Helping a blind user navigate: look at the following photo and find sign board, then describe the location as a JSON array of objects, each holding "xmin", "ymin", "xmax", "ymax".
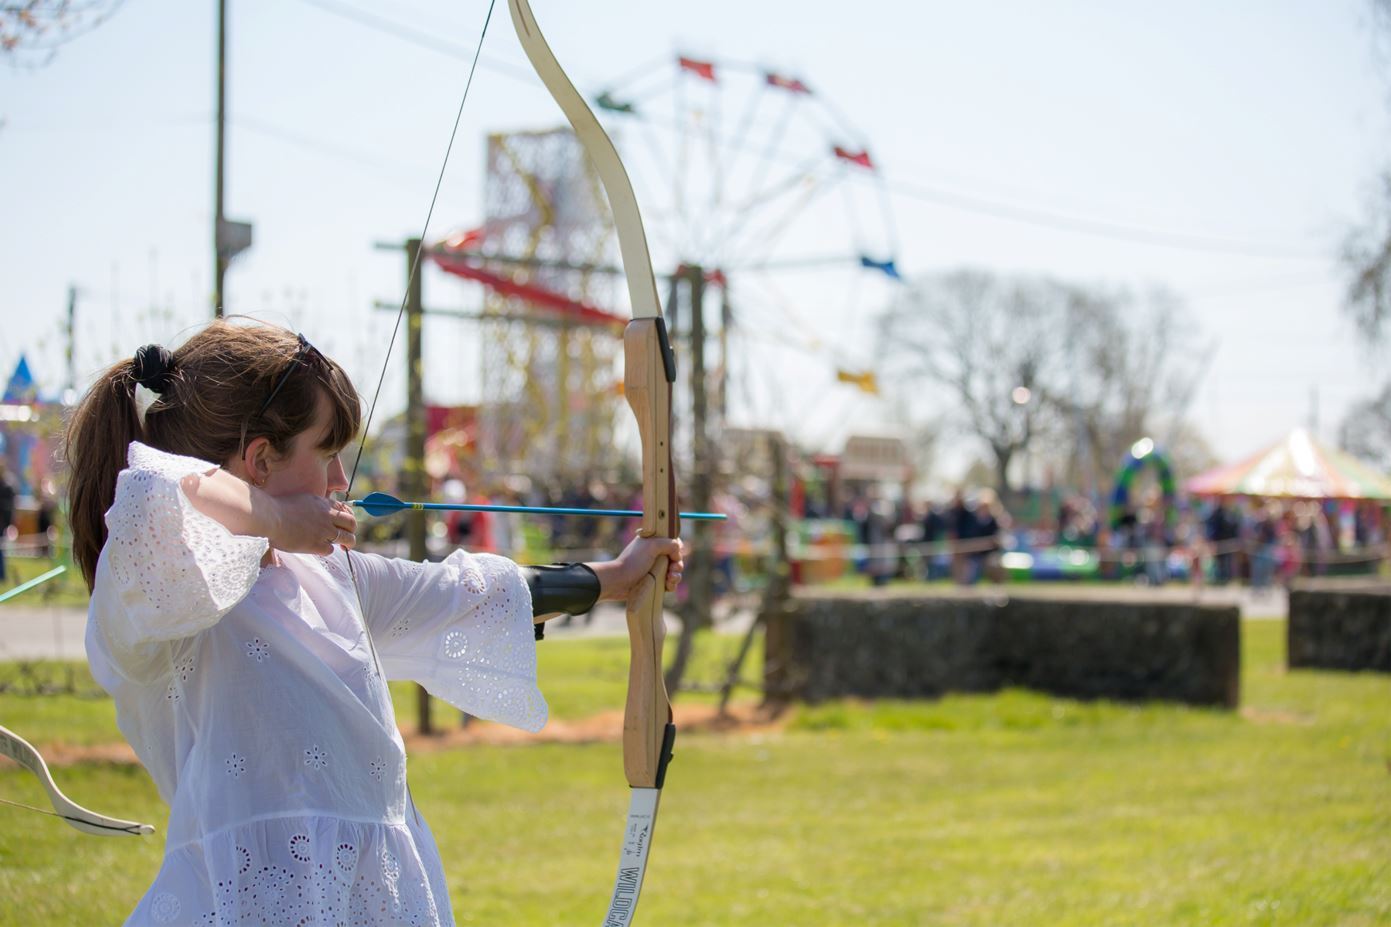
[{"xmin": 217, "ymin": 218, "xmax": 254, "ymax": 262}]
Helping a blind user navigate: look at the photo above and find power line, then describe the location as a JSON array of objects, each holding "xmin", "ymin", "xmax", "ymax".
[
  {"xmin": 293, "ymin": 0, "xmax": 1333, "ymax": 263},
  {"xmin": 294, "ymin": 0, "xmax": 534, "ymax": 84},
  {"xmin": 884, "ymin": 177, "xmax": 1327, "ymax": 261}
]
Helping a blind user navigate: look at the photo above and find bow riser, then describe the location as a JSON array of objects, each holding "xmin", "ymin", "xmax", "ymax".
[{"xmin": 622, "ymin": 319, "xmax": 677, "ymax": 789}]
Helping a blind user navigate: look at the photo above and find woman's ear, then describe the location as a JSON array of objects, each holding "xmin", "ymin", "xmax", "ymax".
[{"xmin": 238, "ymin": 436, "xmax": 274, "ymax": 488}]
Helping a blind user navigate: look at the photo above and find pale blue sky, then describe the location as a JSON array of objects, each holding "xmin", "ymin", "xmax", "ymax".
[{"xmin": 1, "ymin": 0, "xmax": 1387, "ymax": 479}]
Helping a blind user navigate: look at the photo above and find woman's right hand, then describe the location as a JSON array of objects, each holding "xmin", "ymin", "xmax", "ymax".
[
  {"xmin": 181, "ymin": 468, "xmax": 357, "ymax": 556},
  {"xmin": 266, "ymin": 494, "xmax": 358, "ymax": 556}
]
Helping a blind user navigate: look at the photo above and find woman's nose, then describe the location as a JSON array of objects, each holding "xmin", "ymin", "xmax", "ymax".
[{"xmin": 328, "ymin": 455, "xmax": 349, "ymax": 493}]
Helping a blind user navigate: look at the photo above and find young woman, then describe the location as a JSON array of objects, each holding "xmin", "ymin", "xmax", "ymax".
[{"xmin": 67, "ymin": 320, "xmax": 682, "ymax": 926}]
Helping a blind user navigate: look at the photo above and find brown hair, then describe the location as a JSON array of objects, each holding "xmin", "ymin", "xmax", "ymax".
[{"xmin": 65, "ymin": 320, "xmax": 361, "ymax": 590}]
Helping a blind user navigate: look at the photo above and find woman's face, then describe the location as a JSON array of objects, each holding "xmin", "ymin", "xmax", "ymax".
[{"xmin": 260, "ymin": 391, "xmax": 349, "ymax": 499}]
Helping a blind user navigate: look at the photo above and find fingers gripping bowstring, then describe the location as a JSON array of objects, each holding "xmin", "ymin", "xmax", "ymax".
[{"xmin": 343, "ymin": 0, "xmax": 498, "ymax": 668}]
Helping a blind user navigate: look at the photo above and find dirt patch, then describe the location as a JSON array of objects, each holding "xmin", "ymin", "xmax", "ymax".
[
  {"xmin": 0, "ymin": 740, "xmax": 140, "ymax": 768},
  {"xmin": 1239, "ymin": 706, "xmax": 1314, "ymax": 726},
  {"xmin": 0, "ymin": 704, "xmax": 788, "ymax": 768},
  {"xmin": 403, "ymin": 701, "xmax": 788, "ymax": 751}
]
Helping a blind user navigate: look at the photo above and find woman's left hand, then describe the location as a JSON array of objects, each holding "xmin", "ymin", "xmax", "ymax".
[{"xmin": 591, "ymin": 534, "xmax": 686, "ymax": 602}]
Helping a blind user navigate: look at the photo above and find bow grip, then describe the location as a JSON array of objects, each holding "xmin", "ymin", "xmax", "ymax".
[{"xmin": 622, "ymin": 318, "xmax": 677, "ymax": 789}]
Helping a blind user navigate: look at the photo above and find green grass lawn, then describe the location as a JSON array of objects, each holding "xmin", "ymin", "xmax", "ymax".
[{"xmin": 1, "ymin": 621, "xmax": 1386, "ymax": 926}]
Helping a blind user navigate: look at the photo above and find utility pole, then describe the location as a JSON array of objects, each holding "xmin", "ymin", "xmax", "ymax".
[
  {"xmin": 403, "ymin": 238, "xmax": 433, "ymax": 734},
  {"xmin": 665, "ymin": 263, "xmax": 715, "ymax": 695},
  {"xmin": 65, "ymin": 286, "xmax": 77, "ymax": 401},
  {"xmin": 211, "ymin": 0, "xmax": 251, "ymax": 316},
  {"xmin": 688, "ymin": 263, "xmax": 713, "ymax": 618},
  {"xmin": 759, "ymin": 432, "xmax": 792, "ymax": 707},
  {"xmin": 718, "ymin": 284, "xmax": 730, "ymax": 429},
  {"xmin": 213, "ymin": 0, "xmax": 227, "ymax": 317}
]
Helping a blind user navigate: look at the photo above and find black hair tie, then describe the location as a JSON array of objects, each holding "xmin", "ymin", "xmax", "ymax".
[{"xmin": 133, "ymin": 344, "xmax": 176, "ymax": 394}]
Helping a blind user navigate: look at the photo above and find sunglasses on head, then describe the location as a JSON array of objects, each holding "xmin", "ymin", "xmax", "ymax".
[{"xmin": 255, "ymin": 334, "xmax": 323, "ymax": 422}]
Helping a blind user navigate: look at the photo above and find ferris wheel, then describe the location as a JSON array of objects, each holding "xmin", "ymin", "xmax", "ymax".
[
  {"xmin": 590, "ymin": 52, "xmax": 904, "ymax": 444},
  {"xmin": 426, "ymin": 53, "xmax": 903, "ymax": 479}
]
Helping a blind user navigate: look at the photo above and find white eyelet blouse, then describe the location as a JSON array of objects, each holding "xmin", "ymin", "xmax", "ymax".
[{"xmin": 86, "ymin": 442, "xmax": 547, "ymax": 926}]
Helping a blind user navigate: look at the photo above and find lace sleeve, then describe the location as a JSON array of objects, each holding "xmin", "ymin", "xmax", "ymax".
[
  {"xmin": 345, "ymin": 548, "xmax": 546, "ymax": 732},
  {"xmin": 99, "ymin": 441, "xmax": 267, "ymax": 650}
]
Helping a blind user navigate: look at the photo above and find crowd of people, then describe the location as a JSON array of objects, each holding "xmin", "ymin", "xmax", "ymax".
[
  {"xmin": 1189, "ymin": 497, "xmax": 1386, "ymax": 589},
  {"xmin": 833, "ymin": 486, "xmax": 1389, "ymax": 590},
  {"xmin": 838, "ymin": 489, "xmax": 1010, "ymax": 586},
  {"xmin": 2, "ymin": 450, "xmax": 1388, "ymax": 597}
]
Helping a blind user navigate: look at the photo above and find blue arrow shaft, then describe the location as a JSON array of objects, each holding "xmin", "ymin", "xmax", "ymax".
[{"xmin": 352, "ymin": 499, "xmax": 726, "ymax": 520}]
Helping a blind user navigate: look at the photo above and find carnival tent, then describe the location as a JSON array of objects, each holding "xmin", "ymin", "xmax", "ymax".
[{"xmin": 1184, "ymin": 429, "xmax": 1391, "ymax": 500}]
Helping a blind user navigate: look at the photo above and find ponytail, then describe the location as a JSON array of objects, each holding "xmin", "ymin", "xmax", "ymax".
[
  {"xmin": 65, "ymin": 360, "xmax": 145, "ymax": 591},
  {"xmin": 63, "ymin": 320, "xmax": 361, "ymax": 592}
]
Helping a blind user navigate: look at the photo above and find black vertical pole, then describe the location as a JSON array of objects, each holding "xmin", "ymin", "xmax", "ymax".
[{"xmin": 213, "ymin": 0, "xmax": 228, "ymax": 317}]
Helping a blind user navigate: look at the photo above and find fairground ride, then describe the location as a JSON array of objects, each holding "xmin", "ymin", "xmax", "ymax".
[{"xmin": 426, "ymin": 53, "xmax": 903, "ymax": 481}]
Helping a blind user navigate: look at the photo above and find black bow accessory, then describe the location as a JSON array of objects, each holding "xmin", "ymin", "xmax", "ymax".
[{"xmin": 132, "ymin": 345, "xmax": 176, "ymax": 394}]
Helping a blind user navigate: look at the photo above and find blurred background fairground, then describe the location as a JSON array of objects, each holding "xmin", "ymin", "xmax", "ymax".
[{"xmin": 0, "ymin": 1, "xmax": 1388, "ymax": 924}]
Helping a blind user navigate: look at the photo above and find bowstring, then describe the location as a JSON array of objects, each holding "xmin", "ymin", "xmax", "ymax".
[
  {"xmin": 349, "ymin": 0, "xmax": 497, "ymax": 490},
  {"xmin": 0, "ymin": 797, "xmax": 144, "ymax": 835},
  {"xmin": 342, "ymin": 0, "xmax": 498, "ymax": 680}
]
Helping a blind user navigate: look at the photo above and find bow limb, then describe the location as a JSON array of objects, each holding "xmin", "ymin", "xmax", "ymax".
[
  {"xmin": 508, "ymin": 2, "xmax": 676, "ymax": 923},
  {"xmin": 0, "ymin": 724, "xmax": 154, "ymax": 836},
  {"xmin": 0, "ymin": 567, "xmax": 151, "ymax": 836}
]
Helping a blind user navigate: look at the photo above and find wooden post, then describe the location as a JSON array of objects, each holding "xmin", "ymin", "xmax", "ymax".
[
  {"xmin": 404, "ymin": 237, "xmax": 433, "ymax": 735},
  {"xmin": 688, "ymin": 263, "xmax": 713, "ymax": 626},
  {"xmin": 664, "ymin": 264, "xmax": 713, "ymax": 695},
  {"xmin": 761, "ymin": 433, "xmax": 793, "ymax": 705}
]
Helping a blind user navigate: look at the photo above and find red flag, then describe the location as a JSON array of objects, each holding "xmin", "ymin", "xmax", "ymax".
[
  {"xmin": 439, "ymin": 227, "xmax": 487, "ymax": 250},
  {"xmin": 832, "ymin": 145, "xmax": 875, "ymax": 170},
  {"xmin": 678, "ymin": 56, "xmax": 717, "ymax": 82},
  {"xmin": 765, "ymin": 72, "xmax": 810, "ymax": 94}
]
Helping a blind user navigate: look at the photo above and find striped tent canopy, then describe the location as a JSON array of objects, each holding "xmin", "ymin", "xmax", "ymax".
[{"xmin": 1184, "ymin": 429, "xmax": 1391, "ymax": 501}]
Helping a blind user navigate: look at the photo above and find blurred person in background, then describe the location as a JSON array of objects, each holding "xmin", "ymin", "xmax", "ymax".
[
  {"xmin": 0, "ymin": 459, "xmax": 14, "ymax": 583},
  {"xmin": 1250, "ymin": 504, "xmax": 1280, "ymax": 593},
  {"xmin": 921, "ymin": 498, "xmax": 949, "ymax": 580},
  {"xmin": 975, "ymin": 489, "xmax": 1008, "ymax": 584}
]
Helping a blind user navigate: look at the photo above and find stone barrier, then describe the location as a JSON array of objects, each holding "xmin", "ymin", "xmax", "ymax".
[
  {"xmin": 1287, "ymin": 579, "xmax": 1391, "ymax": 673},
  {"xmin": 766, "ymin": 588, "xmax": 1240, "ymax": 708}
]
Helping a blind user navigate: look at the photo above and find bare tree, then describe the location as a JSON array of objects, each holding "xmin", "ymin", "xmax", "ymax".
[
  {"xmin": 1339, "ymin": 382, "xmax": 1391, "ymax": 469},
  {"xmin": 1339, "ymin": 0, "xmax": 1391, "ymax": 346},
  {"xmin": 1, "ymin": 1, "xmax": 125, "ymax": 67},
  {"xmin": 1055, "ymin": 285, "xmax": 1212, "ymax": 490},
  {"xmin": 877, "ymin": 270, "xmax": 1071, "ymax": 493},
  {"xmin": 879, "ymin": 271, "xmax": 1210, "ymax": 493},
  {"xmin": 1341, "ymin": 170, "xmax": 1391, "ymax": 347}
]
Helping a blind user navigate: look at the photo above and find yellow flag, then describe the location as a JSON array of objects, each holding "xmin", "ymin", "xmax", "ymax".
[{"xmin": 836, "ymin": 368, "xmax": 879, "ymax": 395}]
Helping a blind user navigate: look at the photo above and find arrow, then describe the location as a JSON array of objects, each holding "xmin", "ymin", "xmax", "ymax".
[{"xmin": 351, "ymin": 492, "xmax": 726, "ymax": 521}]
